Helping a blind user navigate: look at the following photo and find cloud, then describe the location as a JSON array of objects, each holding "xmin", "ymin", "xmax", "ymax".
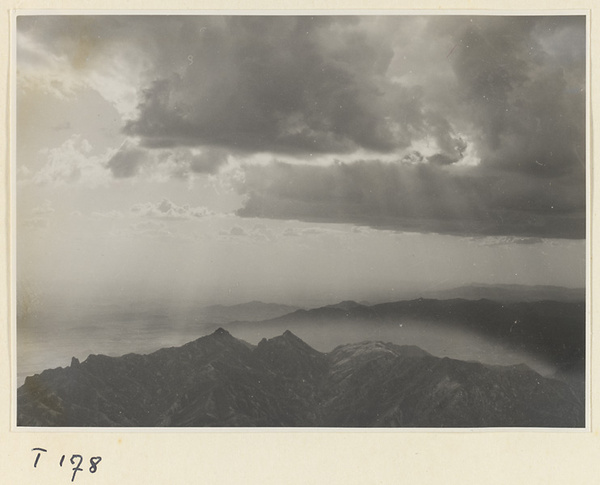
[
  {"xmin": 19, "ymin": 17, "xmax": 585, "ymax": 172},
  {"xmin": 429, "ymin": 16, "xmax": 586, "ymax": 179},
  {"xmin": 86, "ymin": 199, "xmax": 212, "ymax": 222},
  {"xmin": 130, "ymin": 198, "xmax": 212, "ymax": 220},
  {"xmin": 155, "ymin": 147, "xmax": 229, "ymax": 179},
  {"xmin": 217, "ymin": 223, "xmax": 279, "ymax": 242},
  {"xmin": 477, "ymin": 236, "xmax": 546, "ymax": 246},
  {"xmin": 115, "ymin": 17, "xmax": 583, "ymax": 174},
  {"xmin": 106, "ymin": 140, "xmax": 146, "ymax": 178},
  {"xmin": 91, "ymin": 210, "xmax": 126, "ymax": 219},
  {"xmin": 17, "ymin": 16, "xmax": 150, "ymax": 116},
  {"xmin": 18, "ymin": 16, "xmax": 586, "ymax": 239},
  {"xmin": 130, "ymin": 220, "xmax": 174, "ymax": 239},
  {"xmin": 229, "ymin": 226, "xmax": 247, "ymax": 237},
  {"xmin": 236, "ymin": 160, "xmax": 585, "ymax": 239},
  {"xmin": 282, "ymin": 226, "xmax": 327, "ymax": 237},
  {"xmin": 116, "ymin": 17, "xmax": 428, "ymax": 156},
  {"xmin": 105, "ymin": 141, "xmax": 229, "ymax": 180},
  {"xmin": 32, "ymin": 135, "xmax": 111, "ymax": 187}
]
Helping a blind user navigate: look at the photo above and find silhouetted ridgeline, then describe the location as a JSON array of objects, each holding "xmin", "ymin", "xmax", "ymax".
[
  {"xmin": 18, "ymin": 328, "xmax": 583, "ymax": 427},
  {"xmin": 250, "ymin": 298, "xmax": 586, "ymax": 373}
]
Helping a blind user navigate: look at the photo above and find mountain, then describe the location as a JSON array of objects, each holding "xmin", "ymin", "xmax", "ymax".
[
  {"xmin": 272, "ymin": 301, "xmax": 378, "ymax": 323},
  {"xmin": 424, "ymin": 284, "xmax": 585, "ymax": 302},
  {"xmin": 17, "ymin": 329, "xmax": 583, "ymax": 428},
  {"xmin": 198, "ymin": 301, "xmax": 300, "ymax": 324},
  {"xmin": 323, "ymin": 343, "xmax": 581, "ymax": 427},
  {"xmin": 244, "ymin": 298, "xmax": 586, "ymax": 375},
  {"xmin": 324, "ymin": 300, "xmax": 368, "ymax": 311}
]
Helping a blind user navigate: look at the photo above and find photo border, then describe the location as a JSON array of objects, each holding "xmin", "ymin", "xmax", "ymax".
[{"xmin": 2, "ymin": 3, "xmax": 598, "ymax": 484}]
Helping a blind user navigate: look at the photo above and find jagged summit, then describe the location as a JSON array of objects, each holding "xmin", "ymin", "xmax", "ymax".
[
  {"xmin": 281, "ymin": 329, "xmax": 304, "ymax": 343},
  {"xmin": 182, "ymin": 326, "xmax": 237, "ymax": 349},
  {"xmin": 256, "ymin": 330, "xmax": 321, "ymax": 356},
  {"xmin": 257, "ymin": 329, "xmax": 300, "ymax": 343}
]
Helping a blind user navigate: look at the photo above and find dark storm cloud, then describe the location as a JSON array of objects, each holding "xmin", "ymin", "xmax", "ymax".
[
  {"xmin": 106, "ymin": 143, "xmax": 227, "ymax": 180},
  {"xmin": 229, "ymin": 16, "xmax": 586, "ymax": 239},
  {"xmin": 236, "ymin": 161, "xmax": 585, "ymax": 239},
  {"xmin": 431, "ymin": 16, "xmax": 586, "ymax": 179},
  {"xmin": 122, "ymin": 16, "xmax": 426, "ymax": 155},
  {"xmin": 188, "ymin": 149, "xmax": 227, "ymax": 174},
  {"xmin": 20, "ymin": 15, "xmax": 586, "ymax": 239},
  {"xmin": 19, "ymin": 16, "xmax": 585, "ymax": 170}
]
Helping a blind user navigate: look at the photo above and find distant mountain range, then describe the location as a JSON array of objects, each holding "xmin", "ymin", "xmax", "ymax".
[
  {"xmin": 18, "ymin": 329, "xmax": 584, "ymax": 427},
  {"xmin": 223, "ymin": 298, "xmax": 585, "ymax": 377},
  {"xmin": 194, "ymin": 285, "xmax": 584, "ymax": 325},
  {"xmin": 423, "ymin": 284, "xmax": 585, "ymax": 302}
]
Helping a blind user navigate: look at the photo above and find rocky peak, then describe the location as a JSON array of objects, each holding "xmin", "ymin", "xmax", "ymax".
[{"xmin": 212, "ymin": 327, "xmax": 231, "ymax": 337}]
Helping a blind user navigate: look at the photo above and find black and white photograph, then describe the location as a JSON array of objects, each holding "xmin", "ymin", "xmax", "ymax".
[{"xmin": 14, "ymin": 13, "xmax": 587, "ymax": 428}]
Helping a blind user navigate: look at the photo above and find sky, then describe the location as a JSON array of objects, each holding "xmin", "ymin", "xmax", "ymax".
[{"xmin": 15, "ymin": 14, "xmax": 587, "ymax": 309}]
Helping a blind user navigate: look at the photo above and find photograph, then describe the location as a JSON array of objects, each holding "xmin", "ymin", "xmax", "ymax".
[{"xmin": 14, "ymin": 13, "xmax": 587, "ymax": 428}]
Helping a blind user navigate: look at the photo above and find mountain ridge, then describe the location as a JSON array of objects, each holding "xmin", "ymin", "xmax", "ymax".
[
  {"xmin": 423, "ymin": 284, "xmax": 585, "ymax": 302},
  {"xmin": 18, "ymin": 328, "xmax": 584, "ymax": 428},
  {"xmin": 238, "ymin": 297, "xmax": 585, "ymax": 374}
]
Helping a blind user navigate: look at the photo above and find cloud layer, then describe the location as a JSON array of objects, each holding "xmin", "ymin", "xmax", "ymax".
[
  {"xmin": 123, "ymin": 17, "xmax": 424, "ymax": 155},
  {"xmin": 236, "ymin": 160, "xmax": 584, "ymax": 239},
  {"xmin": 130, "ymin": 198, "xmax": 212, "ymax": 219},
  {"xmin": 17, "ymin": 15, "xmax": 586, "ymax": 239}
]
